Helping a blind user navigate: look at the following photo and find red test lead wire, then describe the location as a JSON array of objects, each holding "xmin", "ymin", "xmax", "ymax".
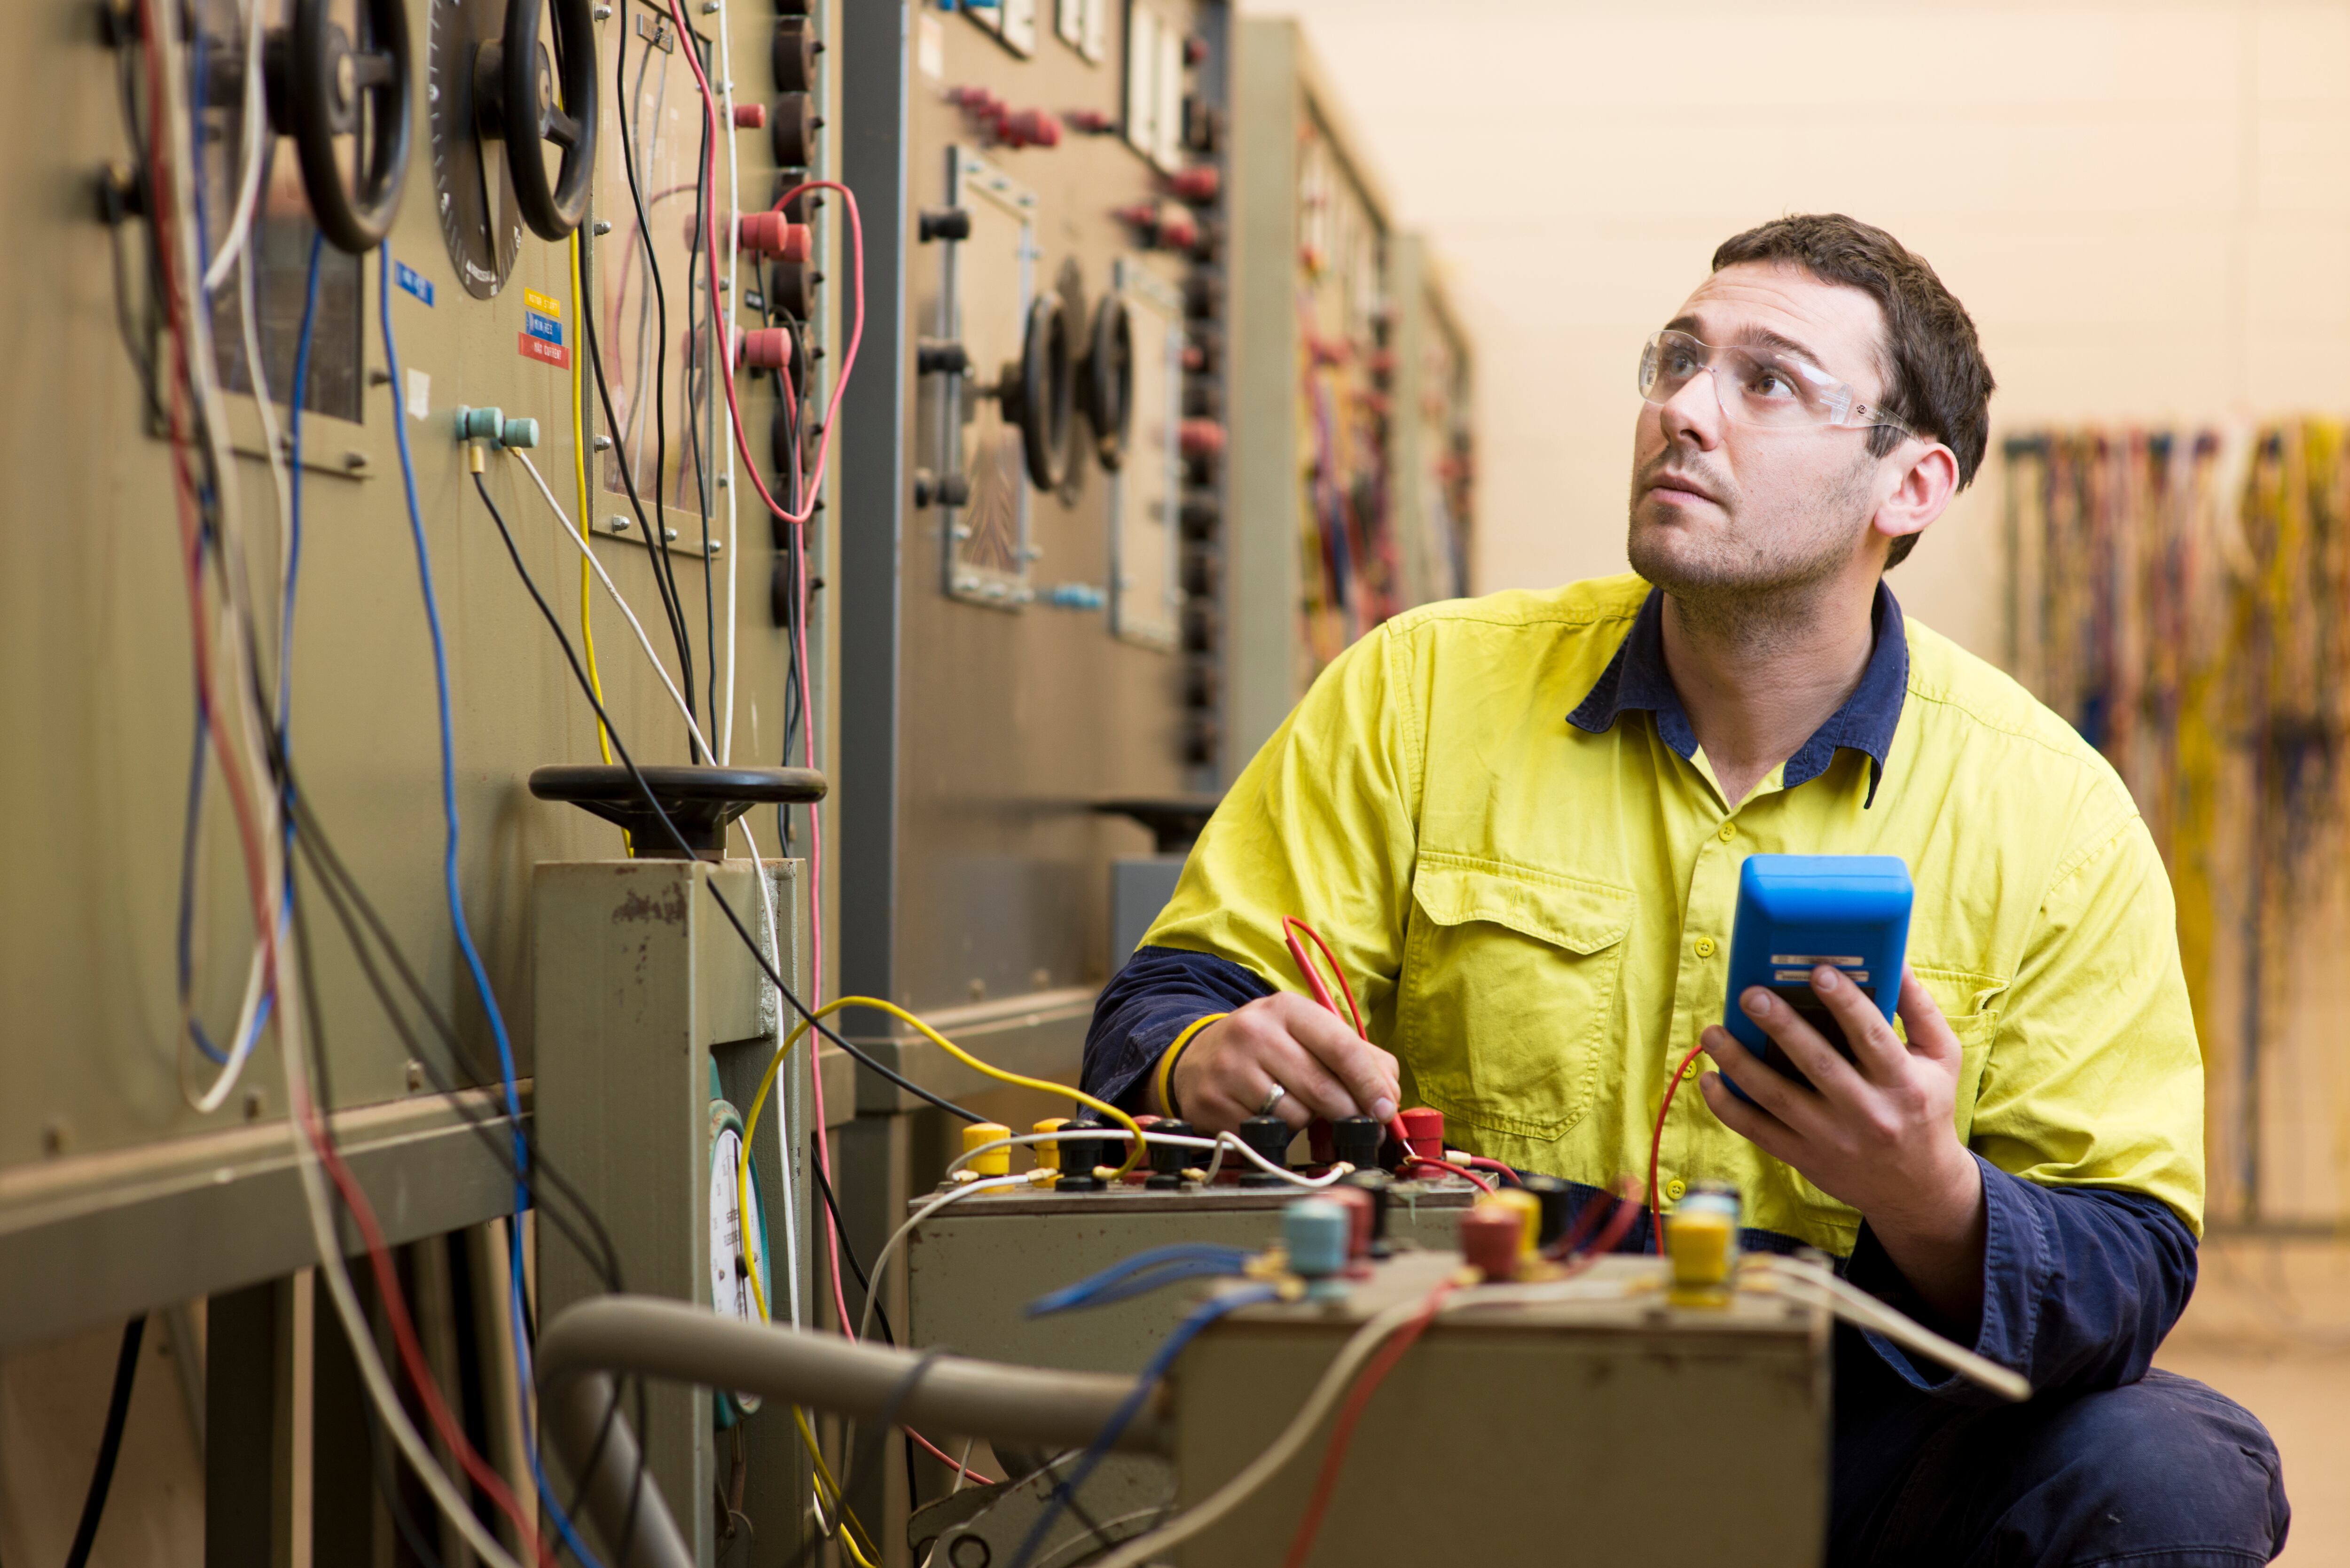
[{"xmin": 1648, "ymin": 1042, "xmax": 1710, "ymax": 1254}]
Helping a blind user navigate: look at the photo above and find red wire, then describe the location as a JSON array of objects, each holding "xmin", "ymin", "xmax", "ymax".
[
  {"xmin": 1648, "ymin": 1043, "xmax": 1709, "ymax": 1255},
  {"xmin": 1281, "ymin": 917, "xmax": 1365, "ymax": 1037},
  {"xmin": 1397, "ymin": 1153, "xmax": 1495, "ymax": 1195},
  {"xmin": 1280, "ymin": 1280, "xmax": 1458, "ymax": 1568},
  {"xmin": 293, "ymin": 1088, "xmax": 552, "ymax": 1566},
  {"xmin": 1458, "ymin": 1155, "xmax": 1520, "ymax": 1184},
  {"xmin": 666, "ymin": 0, "xmax": 862, "ymax": 532}
]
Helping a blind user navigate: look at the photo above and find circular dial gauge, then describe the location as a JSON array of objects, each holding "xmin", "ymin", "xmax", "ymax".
[
  {"xmin": 707, "ymin": 1117, "xmax": 768, "ymax": 1416},
  {"xmin": 427, "ymin": 0, "xmax": 523, "ymax": 297}
]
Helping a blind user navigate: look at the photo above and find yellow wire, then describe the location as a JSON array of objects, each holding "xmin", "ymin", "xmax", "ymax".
[
  {"xmin": 794, "ymin": 1406, "xmax": 883, "ymax": 1564},
  {"xmin": 736, "ymin": 995, "xmax": 1146, "ymax": 1324},
  {"xmin": 569, "ymin": 232, "xmax": 616, "ymax": 772}
]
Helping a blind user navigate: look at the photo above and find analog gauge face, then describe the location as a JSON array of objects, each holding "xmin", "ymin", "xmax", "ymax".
[
  {"xmin": 709, "ymin": 1123, "xmax": 753, "ymax": 1321},
  {"xmin": 427, "ymin": 0, "xmax": 523, "ymax": 297}
]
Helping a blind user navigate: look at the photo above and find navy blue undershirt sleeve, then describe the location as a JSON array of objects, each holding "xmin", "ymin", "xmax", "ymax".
[
  {"xmin": 1081, "ymin": 945, "xmax": 1275, "ymax": 1110},
  {"xmin": 1844, "ymin": 1155, "xmax": 2198, "ymax": 1403}
]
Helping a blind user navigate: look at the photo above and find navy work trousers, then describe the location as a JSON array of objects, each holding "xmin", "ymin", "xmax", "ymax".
[{"xmin": 1833, "ymin": 1368, "xmax": 2289, "ymax": 1568}]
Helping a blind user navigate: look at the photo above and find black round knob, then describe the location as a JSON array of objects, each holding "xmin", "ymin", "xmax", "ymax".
[
  {"xmin": 1237, "ymin": 1116, "xmax": 1293, "ymax": 1188},
  {"xmin": 1054, "ymin": 1134, "xmax": 1106, "ymax": 1193},
  {"xmin": 528, "ymin": 765, "xmax": 826, "ymax": 859},
  {"xmin": 770, "ymin": 91, "xmax": 816, "ymax": 167},
  {"xmin": 270, "ymin": 0, "xmax": 413, "ymax": 253},
  {"xmin": 486, "ymin": 0, "xmax": 596, "ymax": 241},
  {"xmin": 772, "ymin": 17, "xmax": 816, "ymax": 91},
  {"xmin": 1146, "ymin": 1119, "xmax": 1193, "ymax": 1189},
  {"xmin": 1521, "ymin": 1173, "xmax": 1573, "ymax": 1249},
  {"xmin": 1332, "ymin": 1115, "xmax": 1382, "ymax": 1172},
  {"xmin": 1342, "ymin": 1170, "xmax": 1394, "ymax": 1257}
]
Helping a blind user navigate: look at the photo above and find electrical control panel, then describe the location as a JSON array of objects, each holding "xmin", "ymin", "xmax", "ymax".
[
  {"xmin": 1219, "ymin": 17, "xmax": 1477, "ymax": 779},
  {"xmin": 0, "ymin": 0, "xmax": 830, "ymax": 1357},
  {"xmin": 837, "ymin": 0, "xmax": 1228, "ymax": 1066}
]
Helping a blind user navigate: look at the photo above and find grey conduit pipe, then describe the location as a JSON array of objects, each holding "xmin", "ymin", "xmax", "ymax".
[{"xmin": 536, "ymin": 1295, "xmax": 1167, "ymax": 1567}]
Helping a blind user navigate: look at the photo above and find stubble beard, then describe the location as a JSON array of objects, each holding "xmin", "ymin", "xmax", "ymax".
[{"xmin": 1625, "ymin": 448, "xmax": 1875, "ymax": 647}]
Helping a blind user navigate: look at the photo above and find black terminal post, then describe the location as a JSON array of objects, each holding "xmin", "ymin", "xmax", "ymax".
[
  {"xmin": 1522, "ymin": 1173, "xmax": 1573, "ymax": 1250},
  {"xmin": 1237, "ymin": 1115, "xmax": 1293, "ymax": 1188},
  {"xmin": 917, "ymin": 206, "xmax": 972, "ymax": 243},
  {"xmin": 1343, "ymin": 1170, "xmax": 1395, "ymax": 1259},
  {"xmin": 1332, "ymin": 1115, "xmax": 1383, "ymax": 1172},
  {"xmin": 1054, "ymin": 1132, "xmax": 1107, "ymax": 1193},
  {"xmin": 1147, "ymin": 1119, "xmax": 1194, "ymax": 1188}
]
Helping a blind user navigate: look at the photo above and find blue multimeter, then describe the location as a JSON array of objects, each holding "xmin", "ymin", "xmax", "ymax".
[{"xmin": 1722, "ymin": 855, "xmax": 1912, "ymax": 1102}]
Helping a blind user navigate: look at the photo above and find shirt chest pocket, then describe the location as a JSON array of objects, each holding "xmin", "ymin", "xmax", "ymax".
[{"xmin": 1398, "ymin": 853, "xmax": 1637, "ymax": 1142}]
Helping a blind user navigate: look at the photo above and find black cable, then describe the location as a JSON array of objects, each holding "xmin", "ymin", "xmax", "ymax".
[
  {"xmin": 684, "ymin": 81, "xmax": 719, "ymax": 739},
  {"xmin": 468, "ymin": 469, "xmax": 984, "ymax": 1124},
  {"xmin": 611, "ymin": 8, "xmax": 698, "ymax": 756},
  {"xmin": 274, "ymin": 771, "xmax": 651, "ymax": 1564},
  {"xmin": 806, "ymin": 1157, "xmax": 920, "ymax": 1508},
  {"xmin": 791, "ymin": 1350, "xmax": 948, "ymax": 1568},
  {"xmin": 64, "ymin": 1316, "xmax": 147, "ymax": 1568}
]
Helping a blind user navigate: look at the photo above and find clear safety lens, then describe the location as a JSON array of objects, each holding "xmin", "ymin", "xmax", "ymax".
[{"xmin": 1637, "ymin": 329, "xmax": 1905, "ymax": 435}]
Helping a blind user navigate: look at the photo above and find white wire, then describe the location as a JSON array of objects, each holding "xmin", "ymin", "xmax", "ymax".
[
  {"xmin": 716, "ymin": 0, "xmax": 742, "ymax": 766},
  {"xmin": 1760, "ymin": 1257, "xmax": 2031, "ymax": 1401},
  {"xmin": 155, "ymin": 0, "xmax": 279, "ymax": 1122},
  {"xmin": 1086, "ymin": 1291, "xmax": 1448, "ymax": 1568},
  {"xmin": 856, "ymin": 1175, "xmax": 1032, "ymax": 1343},
  {"xmin": 512, "ymin": 448, "xmax": 809, "ymax": 1329},
  {"xmin": 147, "ymin": 14, "xmax": 524, "ymax": 1561},
  {"xmin": 511, "ymin": 449, "xmax": 713, "ymax": 757},
  {"xmin": 945, "ymin": 1130, "xmax": 1354, "ymax": 1189},
  {"xmin": 199, "ymin": 0, "xmax": 269, "ymax": 293}
]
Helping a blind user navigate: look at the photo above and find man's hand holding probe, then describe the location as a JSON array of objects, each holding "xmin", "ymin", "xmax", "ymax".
[
  {"xmin": 1699, "ymin": 962, "xmax": 1989, "ymax": 1330},
  {"xmin": 1152, "ymin": 994, "xmax": 1402, "ymax": 1136}
]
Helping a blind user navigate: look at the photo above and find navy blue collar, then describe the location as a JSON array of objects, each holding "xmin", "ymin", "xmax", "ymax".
[{"xmin": 1566, "ymin": 582, "xmax": 1909, "ymax": 807}]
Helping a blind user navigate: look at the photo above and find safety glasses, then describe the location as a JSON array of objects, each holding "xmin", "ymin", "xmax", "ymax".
[{"xmin": 1637, "ymin": 328, "xmax": 1919, "ymax": 440}]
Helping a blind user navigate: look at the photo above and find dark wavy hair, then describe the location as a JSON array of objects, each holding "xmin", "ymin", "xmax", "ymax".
[{"xmin": 1712, "ymin": 214, "xmax": 1994, "ymax": 569}]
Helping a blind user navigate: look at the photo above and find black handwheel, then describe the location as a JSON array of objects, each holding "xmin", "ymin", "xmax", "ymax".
[
  {"xmin": 1082, "ymin": 294, "xmax": 1134, "ymax": 473},
  {"xmin": 274, "ymin": 0, "xmax": 413, "ymax": 253},
  {"xmin": 1002, "ymin": 295, "xmax": 1076, "ymax": 492},
  {"xmin": 476, "ymin": 0, "xmax": 596, "ymax": 241}
]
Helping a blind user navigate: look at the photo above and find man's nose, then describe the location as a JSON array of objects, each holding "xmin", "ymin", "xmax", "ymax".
[{"xmin": 1659, "ymin": 368, "xmax": 1724, "ymax": 450}]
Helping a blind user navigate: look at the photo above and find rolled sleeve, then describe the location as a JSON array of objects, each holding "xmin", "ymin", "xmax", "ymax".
[
  {"xmin": 1844, "ymin": 1157, "xmax": 2198, "ymax": 1402},
  {"xmin": 1080, "ymin": 946, "xmax": 1274, "ymax": 1109}
]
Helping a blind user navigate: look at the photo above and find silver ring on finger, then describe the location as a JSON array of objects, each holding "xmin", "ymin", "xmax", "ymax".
[{"xmin": 1256, "ymin": 1083, "xmax": 1288, "ymax": 1118}]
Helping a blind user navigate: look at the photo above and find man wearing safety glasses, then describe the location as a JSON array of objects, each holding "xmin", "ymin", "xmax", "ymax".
[{"xmin": 1083, "ymin": 213, "xmax": 2285, "ymax": 1565}]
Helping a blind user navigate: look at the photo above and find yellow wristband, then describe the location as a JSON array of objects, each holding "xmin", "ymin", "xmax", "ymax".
[{"xmin": 1153, "ymin": 1012, "xmax": 1228, "ymax": 1122}]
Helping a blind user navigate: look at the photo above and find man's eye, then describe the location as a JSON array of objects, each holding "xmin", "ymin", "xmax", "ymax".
[
  {"xmin": 1664, "ymin": 349, "xmax": 1700, "ymax": 376},
  {"xmin": 1746, "ymin": 367, "xmax": 1796, "ymax": 399}
]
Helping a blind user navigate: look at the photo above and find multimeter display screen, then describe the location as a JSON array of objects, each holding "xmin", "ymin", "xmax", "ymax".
[{"xmin": 1769, "ymin": 985, "xmax": 1876, "ymax": 1061}]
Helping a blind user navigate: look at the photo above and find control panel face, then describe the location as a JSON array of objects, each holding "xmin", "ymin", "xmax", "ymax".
[
  {"xmin": 938, "ymin": 146, "xmax": 1038, "ymax": 608},
  {"xmin": 1110, "ymin": 255, "xmax": 1183, "ymax": 648}
]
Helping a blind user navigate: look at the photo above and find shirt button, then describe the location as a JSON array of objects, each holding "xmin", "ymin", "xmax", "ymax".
[
  {"xmin": 1717, "ymin": 822, "xmax": 1737, "ymax": 843},
  {"xmin": 1665, "ymin": 1178, "xmax": 1688, "ymax": 1201},
  {"xmin": 1681, "ymin": 1056, "xmax": 1702, "ymax": 1081},
  {"xmin": 1693, "ymin": 935, "xmax": 1716, "ymax": 958}
]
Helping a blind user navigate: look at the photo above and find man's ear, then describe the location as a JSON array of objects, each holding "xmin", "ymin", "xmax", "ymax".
[{"xmin": 1874, "ymin": 441, "xmax": 1960, "ymax": 546}]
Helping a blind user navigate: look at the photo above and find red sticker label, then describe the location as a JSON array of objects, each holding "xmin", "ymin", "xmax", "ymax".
[{"xmin": 519, "ymin": 333, "xmax": 570, "ymax": 369}]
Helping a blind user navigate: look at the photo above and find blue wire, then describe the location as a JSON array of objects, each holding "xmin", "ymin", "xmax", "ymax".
[
  {"xmin": 376, "ymin": 245, "xmax": 606, "ymax": 1568},
  {"xmin": 1007, "ymin": 1284, "xmax": 1281, "ymax": 1568},
  {"xmin": 1026, "ymin": 1244, "xmax": 1254, "ymax": 1318}
]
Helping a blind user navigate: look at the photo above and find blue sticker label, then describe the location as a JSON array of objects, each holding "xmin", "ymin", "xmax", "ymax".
[
  {"xmin": 395, "ymin": 261, "xmax": 434, "ymax": 306},
  {"xmin": 523, "ymin": 310, "xmax": 564, "ymax": 346}
]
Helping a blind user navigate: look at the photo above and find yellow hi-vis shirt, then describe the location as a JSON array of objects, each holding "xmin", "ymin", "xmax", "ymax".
[{"xmin": 1142, "ymin": 574, "xmax": 2204, "ymax": 1254}]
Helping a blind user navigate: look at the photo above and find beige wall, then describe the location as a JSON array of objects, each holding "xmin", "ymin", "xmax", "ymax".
[{"xmin": 1254, "ymin": 0, "xmax": 2350, "ymax": 658}]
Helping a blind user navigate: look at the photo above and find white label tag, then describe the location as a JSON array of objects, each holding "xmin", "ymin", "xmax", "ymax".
[
  {"xmin": 916, "ymin": 12, "xmax": 944, "ymax": 79},
  {"xmin": 405, "ymin": 367, "xmax": 431, "ymax": 420}
]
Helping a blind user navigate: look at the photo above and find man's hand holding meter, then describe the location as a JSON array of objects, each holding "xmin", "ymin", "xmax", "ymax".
[{"xmin": 1700, "ymin": 963, "xmax": 1986, "ymax": 1326}]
